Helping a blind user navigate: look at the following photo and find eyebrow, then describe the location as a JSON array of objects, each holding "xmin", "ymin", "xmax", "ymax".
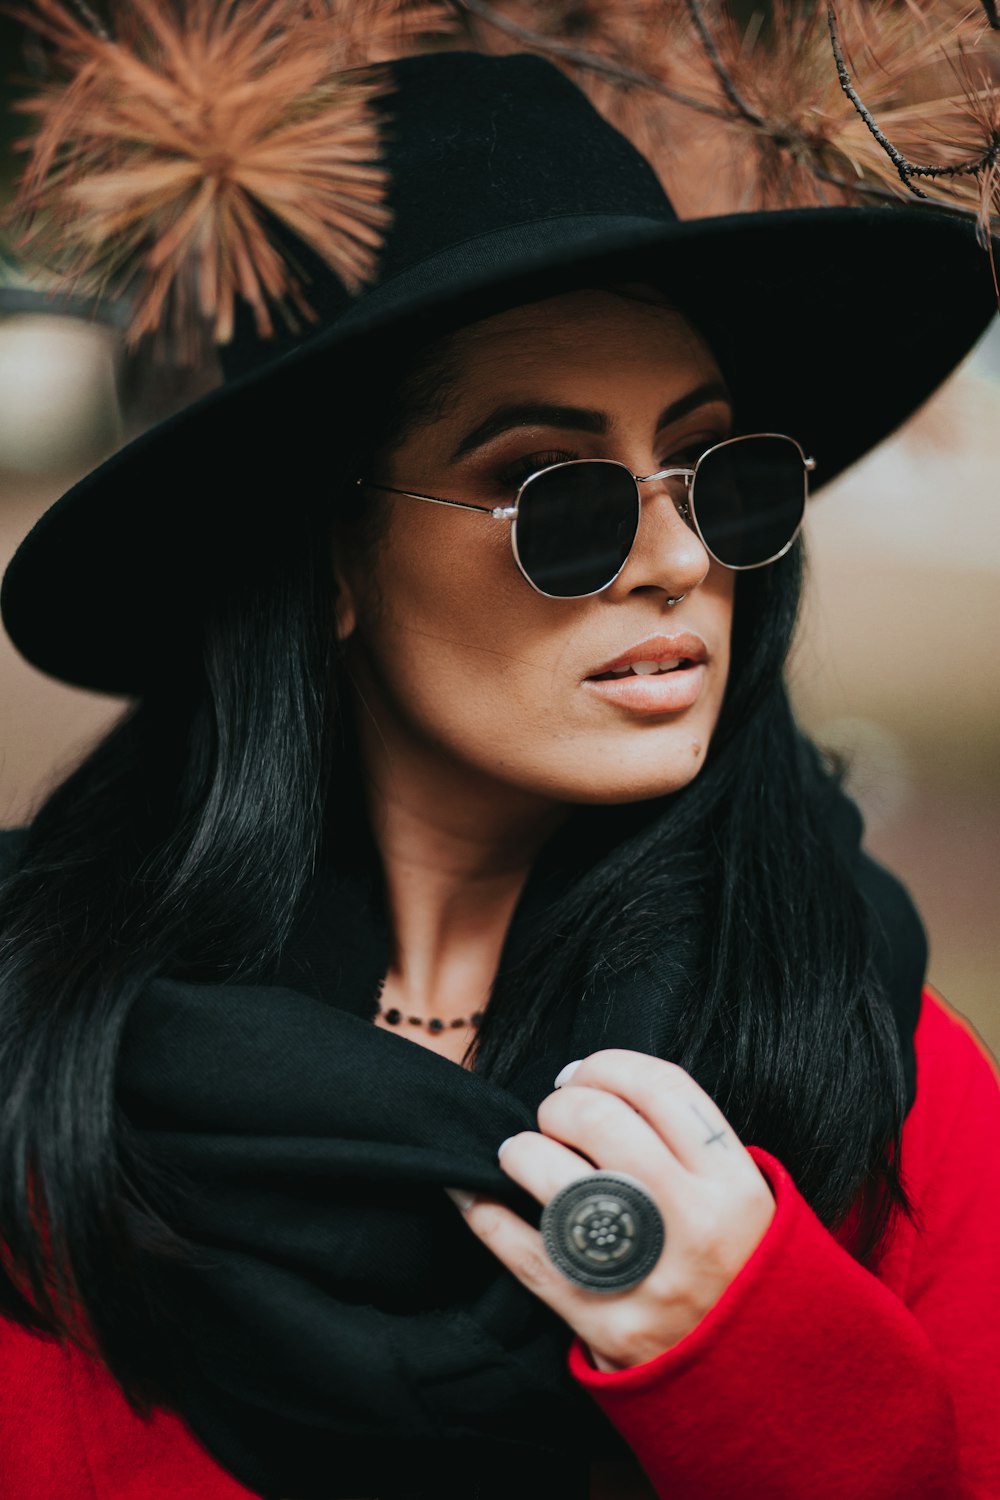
[{"xmin": 448, "ymin": 379, "xmax": 733, "ymax": 463}]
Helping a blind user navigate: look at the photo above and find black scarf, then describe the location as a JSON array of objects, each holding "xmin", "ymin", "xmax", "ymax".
[{"xmin": 115, "ymin": 769, "xmax": 925, "ymax": 1500}]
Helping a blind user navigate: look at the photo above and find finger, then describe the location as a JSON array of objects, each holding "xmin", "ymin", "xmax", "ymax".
[
  {"xmin": 532, "ymin": 1085, "xmax": 690, "ymax": 1197},
  {"xmin": 452, "ymin": 1193, "xmax": 599, "ymax": 1320},
  {"xmin": 551, "ymin": 1050, "xmax": 744, "ymax": 1176},
  {"xmin": 496, "ymin": 1126, "xmax": 635, "ymax": 1206}
]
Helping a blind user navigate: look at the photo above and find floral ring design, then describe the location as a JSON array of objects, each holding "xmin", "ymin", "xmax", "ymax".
[{"xmin": 539, "ymin": 1170, "xmax": 665, "ymax": 1293}]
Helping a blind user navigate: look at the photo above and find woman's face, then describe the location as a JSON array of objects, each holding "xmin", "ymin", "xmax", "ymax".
[{"xmin": 335, "ymin": 288, "xmax": 736, "ymax": 807}]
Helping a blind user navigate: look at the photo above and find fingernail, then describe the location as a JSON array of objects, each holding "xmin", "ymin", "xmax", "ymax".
[
  {"xmin": 443, "ymin": 1186, "xmax": 477, "ymax": 1212},
  {"xmin": 554, "ymin": 1058, "xmax": 582, "ymax": 1088},
  {"xmin": 497, "ymin": 1135, "xmax": 518, "ymax": 1157}
]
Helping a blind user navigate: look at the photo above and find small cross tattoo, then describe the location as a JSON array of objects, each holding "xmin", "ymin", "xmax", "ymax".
[{"xmin": 691, "ymin": 1103, "xmax": 729, "ymax": 1149}]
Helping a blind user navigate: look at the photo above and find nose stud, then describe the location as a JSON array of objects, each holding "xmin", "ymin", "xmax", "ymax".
[{"xmin": 666, "ymin": 593, "xmax": 687, "ymax": 606}]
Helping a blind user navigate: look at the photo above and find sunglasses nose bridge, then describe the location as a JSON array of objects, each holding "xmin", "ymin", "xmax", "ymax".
[
  {"xmin": 634, "ymin": 467, "xmax": 694, "ymax": 506},
  {"xmin": 635, "ymin": 466, "xmax": 693, "ymax": 486},
  {"xmin": 633, "ymin": 468, "xmax": 695, "ymax": 527}
]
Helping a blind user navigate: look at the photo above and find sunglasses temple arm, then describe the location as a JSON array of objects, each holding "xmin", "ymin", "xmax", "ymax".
[{"xmin": 357, "ymin": 479, "xmax": 502, "ymax": 516}]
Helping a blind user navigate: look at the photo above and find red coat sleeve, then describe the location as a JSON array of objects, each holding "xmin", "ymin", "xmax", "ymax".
[{"xmin": 567, "ymin": 988, "xmax": 1000, "ymax": 1499}]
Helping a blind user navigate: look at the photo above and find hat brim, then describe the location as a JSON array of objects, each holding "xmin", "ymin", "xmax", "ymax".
[{"xmin": 2, "ymin": 203, "xmax": 996, "ymax": 696}]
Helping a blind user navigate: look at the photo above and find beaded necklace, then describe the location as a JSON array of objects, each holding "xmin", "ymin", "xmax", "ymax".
[{"xmin": 372, "ymin": 972, "xmax": 484, "ymax": 1034}]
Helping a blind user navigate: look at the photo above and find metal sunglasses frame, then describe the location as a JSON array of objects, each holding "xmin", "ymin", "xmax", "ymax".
[{"xmin": 357, "ymin": 432, "xmax": 817, "ymax": 600}]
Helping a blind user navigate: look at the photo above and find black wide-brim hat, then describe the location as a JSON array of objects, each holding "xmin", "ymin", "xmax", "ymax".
[{"xmin": 3, "ymin": 48, "xmax": 998, "ymax": 696}]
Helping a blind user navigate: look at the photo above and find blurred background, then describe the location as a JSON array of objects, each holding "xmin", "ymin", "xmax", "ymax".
[{"xmin": 0, "ymin": 3, "xmax": 997, "ymax": 1061}]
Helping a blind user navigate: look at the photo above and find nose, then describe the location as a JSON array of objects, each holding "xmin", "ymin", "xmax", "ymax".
[{"xmin": 606, "ymin": 473, "xmax": 711, "ymax": 600}]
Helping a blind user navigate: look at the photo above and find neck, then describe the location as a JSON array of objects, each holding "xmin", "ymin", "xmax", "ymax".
[{"xmin": 349, "ymin": 706, "xmax": 570, "ymax": 1021}]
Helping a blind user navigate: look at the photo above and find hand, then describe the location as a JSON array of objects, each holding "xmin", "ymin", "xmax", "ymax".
[{"xmin": 444, "ymin": 1049, "xmax": 776, "ymax": 1372}]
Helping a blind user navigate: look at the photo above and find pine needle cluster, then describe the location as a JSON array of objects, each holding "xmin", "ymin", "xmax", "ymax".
[{"xmin": 4, "ymin": 0, "xmax": 449, "ymax": 357}]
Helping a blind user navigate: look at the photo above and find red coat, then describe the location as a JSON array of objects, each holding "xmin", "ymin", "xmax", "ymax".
[{"xmin": 2, "ymin": 987, "xmax": 998, "ymax": 1499}]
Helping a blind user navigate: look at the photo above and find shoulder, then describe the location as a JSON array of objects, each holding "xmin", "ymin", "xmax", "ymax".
[
  {"xmin": 912, "ymin": 987, "xmax": 999, "ymax": 1113},
  {"xmin": 885, "ymin": 985, "xmax": 1000, "ymax": 1275}
]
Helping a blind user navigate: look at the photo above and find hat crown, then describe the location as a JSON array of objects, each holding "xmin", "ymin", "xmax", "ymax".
[{"xmin": 222, "ymin": 50, "xmax": 675, "ymax": 380}]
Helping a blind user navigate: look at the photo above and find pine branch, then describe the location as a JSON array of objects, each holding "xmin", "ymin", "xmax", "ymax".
[
  {"xmin": 826, "ymin": 4, "xmax": 928, "ymax": 198},
  {"xmin": 908, "ymin": 140, "xmax": 1000, "ymax": 181},
  {"xmin": 810, "ymin": 163, "xmax": 983, "ymax": 221},
  {"xmin": 827, "ymin": 3, "xmax": 1000, "ymax": 211}
]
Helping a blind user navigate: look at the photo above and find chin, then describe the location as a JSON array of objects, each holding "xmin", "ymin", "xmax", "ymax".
[
  {"xmin": 574, "ymin": 777, "xmax": 704, "ymax": 807},
  {"xmin": 543, "ymin": 753, "xmax": 711, "ymax": 807}
]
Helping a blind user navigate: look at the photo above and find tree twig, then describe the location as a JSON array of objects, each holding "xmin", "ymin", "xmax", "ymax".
[
  {"xmin": 456, "ymin": 0, "xmax": 735, "ymax": 121},
  {"xmin": 685, "ymin": 0, "xmax": 765, "ymax": 126},
  {"xmin": 908, "ymin": 138, "xmax": 1000, "ymax": 181},
  {"xmin": 810, "ymin": 162, "xmax": 984, "ymax": 220},
  {"xmin": 827, "ymin": 4, "xmax": 928, "ymax": 197}
]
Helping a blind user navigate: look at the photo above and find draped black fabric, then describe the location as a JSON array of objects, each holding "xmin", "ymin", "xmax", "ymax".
[{"xmin": 107, "ymin": 763, "xmax": 925, "ymax": 1500}]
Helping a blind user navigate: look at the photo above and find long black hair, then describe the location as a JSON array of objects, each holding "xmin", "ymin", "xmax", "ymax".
[{"xmin": 0, "ymin": 302, "xmax": 916, "ymax": 1415}]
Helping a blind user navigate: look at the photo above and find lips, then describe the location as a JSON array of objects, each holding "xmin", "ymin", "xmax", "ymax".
[{"xmin": 585, "ymin": 632, "xmax": 708, "ymax": 681}]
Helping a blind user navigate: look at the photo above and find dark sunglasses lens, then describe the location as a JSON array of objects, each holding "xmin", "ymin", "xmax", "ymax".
[
  {"xmin": 693, "ymin": 436, "xmax": 806, "ymax": 567},
  {"xmin": 514, "ymin": 462, "xmax": 639, "ymax": 597}
]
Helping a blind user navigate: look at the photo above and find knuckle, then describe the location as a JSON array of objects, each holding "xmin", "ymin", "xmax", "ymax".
[
  {"xmin": 575, "ymin": 1088, "xmax": 616, "ymax": 1127},
  {"xmin": 685, "ymin": 1202, "xmax": 728, "ymax": 1255},
  {"xmin": 657, "ymin": 1060, "xmax": 691, "ymax": 1088},
  {"xmin": 469, "ymin": 1203, "xmax": 503, "ymax": 1239},
  {"xmin": 537, "ymin": 1086, "xmax": 611, "ymax": 1130},
  {"xmin": 728, "ymin": 1173, "xmax": 770, "ymax": 1219},
  {"xmin": 598, "ymin": 1303, "xmax": 655, "ymax": 1368}
]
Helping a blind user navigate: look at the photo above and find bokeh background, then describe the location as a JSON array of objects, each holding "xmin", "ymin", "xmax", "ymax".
[{"xmin": 1, "ymin": 5, "xmax": 997, "ymax": 1062}]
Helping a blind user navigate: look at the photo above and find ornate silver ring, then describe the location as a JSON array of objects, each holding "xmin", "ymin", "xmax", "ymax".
[{"xmin": 539, "ymin": 1170, "xmax": 665, "ymax": 1293}]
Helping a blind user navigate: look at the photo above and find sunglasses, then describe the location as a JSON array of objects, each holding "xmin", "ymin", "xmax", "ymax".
[{"xmin": 358, "ymin": 432, "xmax": 816, "ymax": 600}]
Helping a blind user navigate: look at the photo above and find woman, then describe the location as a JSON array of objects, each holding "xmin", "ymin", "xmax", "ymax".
[{"xmin": 1, "ymin": 45, "xmax": 999, "ymax": 1500}]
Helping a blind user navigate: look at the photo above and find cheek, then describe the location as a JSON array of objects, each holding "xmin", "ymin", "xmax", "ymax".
[
  {"xmin": 353, "ymin": 505, "xmax": 552, "ymax": 718},
  {"xmin": 349, "ymin": 510, "xmax": 740, "ymax": 803},
  {"xmin": 384, "ymin": 504, "xmax": 522, "ymax": 641}
]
